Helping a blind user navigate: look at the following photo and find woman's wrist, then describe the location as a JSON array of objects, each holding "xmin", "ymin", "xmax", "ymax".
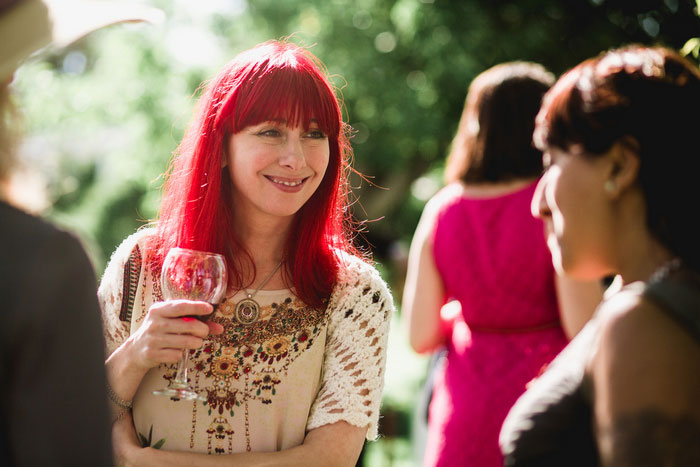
[
  {"xmin": 105, "ymin": 340, "xmax": 149, "ymax": 404},
  {"xmin": 107, "ymin": 379, "xmax": 133, "ymax": 422},
  {"xmin": 120, "ymin": 334, "xmax": 154, "ymax": 375}
]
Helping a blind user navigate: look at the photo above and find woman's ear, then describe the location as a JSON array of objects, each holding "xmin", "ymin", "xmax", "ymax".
[
  {"xmin": 603, "ymin": 137, "xmax": 640, "ymax": 199},
  {"xmin": 221, "ymin": 144, "xmax": 229, "ymax": 169},
  {"xmin": 221, "ymin": 131, "xmax": 232, "ymax": 169}
]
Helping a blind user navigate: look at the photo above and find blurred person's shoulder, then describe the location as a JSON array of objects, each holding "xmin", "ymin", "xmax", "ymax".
[
  {"xmin": 592, "ymin": 278, "xmax": 700, "ymax": 415},
  {"xmin": 420, "ymin": 182, "xmax": 464, "ymax": 223},
  {"xmin": 0, "ymin": 200, "xmax": 97, "ymax": 330},
  {"xmin": 0, "ymin": 200, "xmax": 90, "ymax": 270},
  {"xmin": 429, "ymin": 182, "xmax": 464, "ymax": 208},
  {"xmin": 597, "ymin": 275, "xmax": 699, "ymax": 352},
  {"xmin": 1, "ymin": 199, "xmax": 71, "ymax": 246}
]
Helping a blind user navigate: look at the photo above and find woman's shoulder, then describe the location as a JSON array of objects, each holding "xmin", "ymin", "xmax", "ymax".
[
  {"xmin": 413, "ymin": 183, "xmax": 464, "ymax": 232},
  {"xmin": 329, "ymin": 250, "xmax": 394, "ymax": 310},
  {"xmin": 596, "ymin": 282, "xmax": 672, "ymax": 351},
  {"xmin": 592, "ymin": 281, "xmax": 700, "ymax": 413},
  {"xmin": 333, "ymin": 250, "xmax": 386, "ymax": 289},
  {"xmin": 99, "ymin": 227, "xmax": 155, "ymax": 286},
  {"xmin": 597, "ymin": 280, "xmax": 697, "ymax": 348},
  {"xmin": 425, "ymin": 183, "xmax": 464, "ymax": 212},
  {"xmin": 107, "ymin": 227, "xmax": 155, "ymax": 261}
]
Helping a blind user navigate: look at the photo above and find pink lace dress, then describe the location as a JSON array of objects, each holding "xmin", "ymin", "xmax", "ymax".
[{"xmin": 422, "ymin": 182, "xmax": 567, "ymax": 467}]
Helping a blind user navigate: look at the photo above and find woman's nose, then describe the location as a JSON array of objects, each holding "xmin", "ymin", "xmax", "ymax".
[
  {"xmin": 279, "ymin": 135, "xmax": 306, "ymax": 170},
  {"xmin": 531, "ymin": 176, "xmax": 550, "ymax": 219}
]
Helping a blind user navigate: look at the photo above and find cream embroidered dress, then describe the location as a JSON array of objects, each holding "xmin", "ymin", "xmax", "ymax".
[{"xmin": 99, "ymin": 230, "xmax": 393, "ymax": 454}]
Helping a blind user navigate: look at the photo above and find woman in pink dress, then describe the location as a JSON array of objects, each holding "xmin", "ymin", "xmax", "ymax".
[{"xmin": 403, "ymin": 62, "xmax": 601, "ymax": 466}]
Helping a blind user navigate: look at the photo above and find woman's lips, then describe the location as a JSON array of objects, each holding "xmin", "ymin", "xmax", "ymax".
[{"xmin": 265, "ymin": 175, "xmax": 308, "ymax": 191}]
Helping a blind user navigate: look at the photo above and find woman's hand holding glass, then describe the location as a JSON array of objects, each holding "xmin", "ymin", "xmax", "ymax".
[
  {"xmin": 141, "ymin": 248, "xmax": 227, "ymax": 401},
  {"xmin": 127, "ymin": 299, "xmax": 221, "ymax": 372}
]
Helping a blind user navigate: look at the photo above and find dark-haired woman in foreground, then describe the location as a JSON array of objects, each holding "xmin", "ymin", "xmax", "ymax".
[
  {"xmin": 500, "ymin": 45, "xmax": 700, "ymax": 466},
  {"xmin": 99, "ymin": 41, "xmax": 393, "ymax": 465}
]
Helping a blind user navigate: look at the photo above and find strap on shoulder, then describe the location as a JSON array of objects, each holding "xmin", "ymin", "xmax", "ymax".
[
  {"xmin": 644, "ymin": 270, "xmax": 700, "ymax": 343},
  {"xmin": 119, "ymin": 244, "xmax": 142, "ymax": 322}
]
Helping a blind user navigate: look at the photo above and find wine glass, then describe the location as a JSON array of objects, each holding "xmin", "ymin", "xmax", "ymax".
[{"xmin": 153, "ymin": 247, "xmax": 227, "ymax": 401}]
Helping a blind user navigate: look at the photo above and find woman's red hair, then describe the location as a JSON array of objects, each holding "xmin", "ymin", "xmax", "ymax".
[{"xmin": 152, "ymin": 40, "xmax": 359, "ymax": 307}]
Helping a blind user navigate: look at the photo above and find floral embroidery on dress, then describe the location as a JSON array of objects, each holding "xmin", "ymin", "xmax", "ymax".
[
  {"xmin": 206, "ymin": 417, "xmax": 234, "ymax": 454},
  {"xmin": 99, "ymin": 229, "xmax": 394, "ymax": 454},
  {"xmin": 154, "ymin": 296, "xmax": 329, "ymax": 454}
]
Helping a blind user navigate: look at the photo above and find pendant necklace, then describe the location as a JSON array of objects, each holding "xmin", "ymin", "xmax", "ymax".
[{"xmin": 234, "ymin": 261, "xmax": 283, "ymax": 326}]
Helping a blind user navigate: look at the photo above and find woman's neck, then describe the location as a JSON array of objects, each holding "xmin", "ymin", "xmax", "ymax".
[
  {"xmin": 231, "ymin": 212, "xmax": 292, "ymax": 287},
  {"xmin": 609, "ymin": 188, "xmax": 676, "ymax": 285},
  {"xmin": 614, "ymin": 229, "xmax": 675, "ymax": 286}
]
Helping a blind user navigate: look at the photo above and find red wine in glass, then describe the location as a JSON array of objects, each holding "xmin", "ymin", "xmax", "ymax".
[{"xmin": 153, "ymin": 248, "xmax": 227, "ymax": 401}]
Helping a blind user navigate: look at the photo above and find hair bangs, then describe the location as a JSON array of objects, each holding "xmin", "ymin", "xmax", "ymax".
[
  {"xmin": 233, "ymin": 64, "xmax": 340, "ymax": 139},
  {"xmin": 155, "ymin": 40, "xmax": 359, "ymax": 307}
]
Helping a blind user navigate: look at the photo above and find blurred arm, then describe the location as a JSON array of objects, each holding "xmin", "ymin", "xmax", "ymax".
[
  {"xmin": 115, "ymin": 414, "xmax": 366, "ymax": 466},
  {"xmin": 402, "ymin": 199, "xmax": 446, "ymax": 354},
  {"xmin": 590, "ymin": 294, "xmax": 700, "ymax": 465}
]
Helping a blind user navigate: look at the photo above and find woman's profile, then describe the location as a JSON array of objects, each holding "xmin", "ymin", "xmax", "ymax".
[{"xmin": 501, "ymin": 45, "xmax": 700, "ymax": 466}]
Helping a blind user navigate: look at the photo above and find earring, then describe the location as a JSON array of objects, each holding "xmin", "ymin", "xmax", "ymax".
[{"xmin": 604, "ymin": 180, "xmax": 616, "ymax": 193}]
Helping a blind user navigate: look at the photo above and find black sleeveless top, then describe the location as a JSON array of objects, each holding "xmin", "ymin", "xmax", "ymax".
[{"xmin": 499, "ymin": 269, "xmax": 700, "ymax": 466}]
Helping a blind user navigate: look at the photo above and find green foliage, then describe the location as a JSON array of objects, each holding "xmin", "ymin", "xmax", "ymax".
[
  {"xmin": 14, "ymin": 0, "xmax": 700, "ymax": 273},
  {"xmin": 10, "ymin": 1, "xmax": 700, "ymax": 463},
  {"xmin": 681, "ymin": 0, "xmax": 700, "ymax": 58}
]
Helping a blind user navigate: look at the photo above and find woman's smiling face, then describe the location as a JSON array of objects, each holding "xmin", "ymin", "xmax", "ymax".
[{"xmin": 226, "ymin": 120, "xmax": 330, "ymax": 225}]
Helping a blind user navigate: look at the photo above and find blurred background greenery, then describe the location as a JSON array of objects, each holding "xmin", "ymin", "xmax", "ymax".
[{"xmin": 10, "ymin": 0, "xmax": 699, "ymax": 465}]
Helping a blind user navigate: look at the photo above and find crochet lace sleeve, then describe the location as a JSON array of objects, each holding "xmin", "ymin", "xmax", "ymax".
[
  {"xmin": 306, "ymin": 256, "xmax": 394, "ymax": 440},
  {"xmin": 97, "ymin": 230, "xmax": 147, "ymax": 357}
]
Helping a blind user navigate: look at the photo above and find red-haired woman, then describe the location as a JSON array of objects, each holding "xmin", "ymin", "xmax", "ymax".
[{"xmin": 98, "ymin": 40, "xmax": 393, "ymax": 465}]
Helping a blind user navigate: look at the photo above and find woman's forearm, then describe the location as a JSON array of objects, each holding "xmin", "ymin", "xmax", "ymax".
[
  {"xmin": 118, "ymin": 417, "xmax": 365, "ymax": 467},
  {"xmin": 403, "ymin": 204, "xmax": 447, "ymax": 354},
  {"xmin": 136, "ymin": 446, "xmax": 349, "ymax": 467},
  {"xmin": 104, "ymin": 340, "xmax": 150, "ymax": 422},
  {"xmin": 106, "ymin": 336, "xmax": 154, "ymax": 400}
]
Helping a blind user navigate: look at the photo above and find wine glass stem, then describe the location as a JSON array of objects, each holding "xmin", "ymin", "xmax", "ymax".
[{"xmin": 174, "ymin": 350, "xmax": 189, "ymax": 386}]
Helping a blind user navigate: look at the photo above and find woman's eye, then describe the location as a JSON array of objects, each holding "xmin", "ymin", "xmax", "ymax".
[
  {"xmin": 306, "ymin": 129, "xmax": 326, "ymax": 139},
  {"xmin": 258, "ymin": 129, "xmax": 280, "ymax": 137}
]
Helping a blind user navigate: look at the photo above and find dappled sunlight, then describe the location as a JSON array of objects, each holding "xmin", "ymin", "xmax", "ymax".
[{"xmin": 9, "ymin": 1, "xmax": 699, "ymax": 464}]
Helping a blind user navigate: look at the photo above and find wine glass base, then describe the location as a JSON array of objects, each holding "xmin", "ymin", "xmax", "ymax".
[{"xmin": 153, "ymin": 387, "xmax": 206, "ymax": 402}]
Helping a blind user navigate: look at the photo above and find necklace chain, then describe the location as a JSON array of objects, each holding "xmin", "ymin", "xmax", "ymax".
[
  {"xmin": 243, "ymin": 261, "xmax": 283, "ymax": 300},
  {"xmin": 648, "ymin": 257, "xmax": 682, "ymax": 284}
]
